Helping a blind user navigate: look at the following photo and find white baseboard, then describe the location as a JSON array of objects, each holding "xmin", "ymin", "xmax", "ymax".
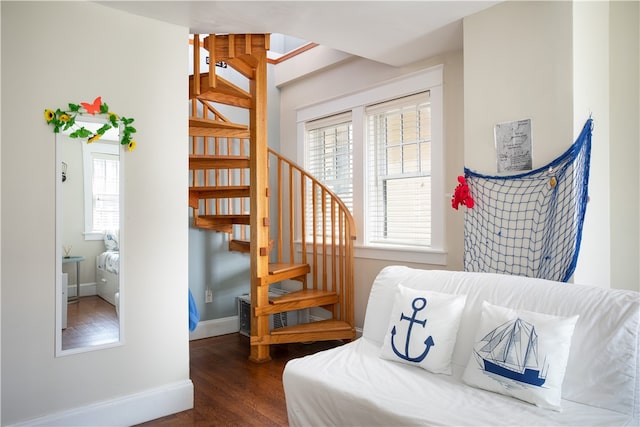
[
  {"xmin": 66, "ymin": 282, "xmax": 97, "ymax": 298},
  {"xmin": 187, "ymin": 315, "xmax": 361, "ymax": 340},
  {"xmin": 7, "ymin": 380, "xmax": 193, "ymax": 426},
  {"xmin": 189, "ymin": 315, "xmax": 239, "ymax": 340}
]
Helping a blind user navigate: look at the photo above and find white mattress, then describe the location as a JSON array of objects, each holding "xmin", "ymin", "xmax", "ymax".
[
  {"xmin": 283, "ymin": 337, "xmax": 635, "ymax": 427},
  {"xmin": 96, "ymin": 251, "xmax": 119, "ymax": 275}
]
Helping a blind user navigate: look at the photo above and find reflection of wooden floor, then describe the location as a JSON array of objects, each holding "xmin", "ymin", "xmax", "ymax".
[{"xmin": 62, "ymin": 295, "xmax": 119, "ymax": 350}]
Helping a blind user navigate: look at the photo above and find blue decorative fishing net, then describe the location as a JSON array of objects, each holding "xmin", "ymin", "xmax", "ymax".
[{"xmin": 464, "ymin": 119, "xmax": 592, "ymax": 282}]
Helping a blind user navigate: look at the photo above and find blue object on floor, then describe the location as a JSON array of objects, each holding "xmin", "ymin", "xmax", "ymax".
[{"xmin": 188, "ymin": 289, "xmax": 200, "ymax": 332}]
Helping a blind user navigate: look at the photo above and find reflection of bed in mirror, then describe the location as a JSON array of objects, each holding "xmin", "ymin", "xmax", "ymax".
[{"xmin": 96, "ymin": 231, "xmax": 119, "ymax": 317}]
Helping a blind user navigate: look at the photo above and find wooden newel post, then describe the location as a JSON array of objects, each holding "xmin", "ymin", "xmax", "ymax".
[{"xmin": 249, "ymin": 45, "xmax": 271, "ymax": 362}]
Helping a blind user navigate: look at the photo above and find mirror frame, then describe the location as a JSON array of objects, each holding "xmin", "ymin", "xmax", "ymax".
[{"xmin": 55, "ymin": 115, "xmax": 125, "ymax": 356}]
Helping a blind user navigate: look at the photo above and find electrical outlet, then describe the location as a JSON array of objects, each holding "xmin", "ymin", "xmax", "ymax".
[{"xmin": 205, "ymin": 289, "xmax": 213, "ymax": 303}]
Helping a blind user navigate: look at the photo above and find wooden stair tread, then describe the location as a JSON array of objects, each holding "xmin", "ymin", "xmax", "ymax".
[
  {"xmin": 194, "ymin": 214, "xmax": 250, "ymax": 227},
  {"xmin": 189, "ymin": 73, "xmax": 252, "ymax": 108},
  {"xmin": 250, "ymin": 319, "xmax": 355, "ymax": 345},
  {"xmin": 269, "ymin": 263, "xmax": 309, "ymax": 275},
  {"xmin": 189, "ymin": 155, "xmax": 249, "ymax": 170},
  {"xmin": 265, "ymin": 263, "xmax": 310, "ymax": 285},
  {"xmin": 229, "ymin": 239, "xmax": 274, "ymax": 254},
  {"xmin": 190, "ymin": 185, "xmax": 250, "ymax": 198},
  {"xmin": 271, "ymin": 319, "xmax": 353, "ymax": 335},
  {"xmin": 189, "ymin": 117, "xmax": 250, "ymax": 138},
  {"xmin": 270, "ymin": 289, "xmax": 336, "ymax": 305},
  {"xmin": 255, "ymin": 289, "xmax": 339, "ymax": 316},
  {"xmin": 189, "ymin": 186, "xmax": 249, "ymax": 209},
  {"xmin": 196, "ymin": 214, "xmax": 250, "ymax": 223},
  {"xmin": 229, "ymin": 239, "xmax": 250, "ymax": 253}
]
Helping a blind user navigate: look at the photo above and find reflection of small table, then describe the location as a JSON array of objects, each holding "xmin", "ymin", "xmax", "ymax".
[{"xmin": 63, "ymin": 256, "xmax": 85, "ymax": 303}]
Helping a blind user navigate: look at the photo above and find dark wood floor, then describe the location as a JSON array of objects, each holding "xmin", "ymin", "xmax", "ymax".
[
  {"xmin": 136, "ymin": 334, "xmax": 344, "ymax": 427},
  {"xmin": 62, "ymin": 295, "xmax": 119, "ymax": 350}
]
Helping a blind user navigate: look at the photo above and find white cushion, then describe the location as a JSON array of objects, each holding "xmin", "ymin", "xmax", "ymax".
[
  {"xmin": 380, "ymin": 286, "xmax": 466, "ymax": 374},
  {"xmin": 462, "ymin": 301, "xmax": 578, "ymax": 411}
]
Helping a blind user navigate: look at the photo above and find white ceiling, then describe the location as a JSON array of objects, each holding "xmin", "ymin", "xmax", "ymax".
[{"xmin": 99, "ymin": 1, "xmax": 500, "ymax": 66}]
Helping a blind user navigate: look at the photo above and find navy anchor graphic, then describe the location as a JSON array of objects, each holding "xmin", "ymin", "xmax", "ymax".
[{"xmin": 391, "ymin": 297, "xmax": 435, "ymax": 362}]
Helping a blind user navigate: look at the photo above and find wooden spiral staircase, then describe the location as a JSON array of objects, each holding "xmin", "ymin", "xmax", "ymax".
[{"xmin": 189, "ymin": 34, "xmax": 356, "ymax": 362}]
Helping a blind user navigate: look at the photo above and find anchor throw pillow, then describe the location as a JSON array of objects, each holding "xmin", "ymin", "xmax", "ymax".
[
  {"xmin": 380, "ymin": 285, "xmax": 466, "ymax": 375},
  {"xmin": 462, "ymin": 301, "xmax": 579, "ymax": 411}
]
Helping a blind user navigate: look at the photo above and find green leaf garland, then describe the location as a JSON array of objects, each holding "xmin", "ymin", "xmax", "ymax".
[{"xmin": 44, "ymin": 97, "xmax": 137, "ymax": 152}]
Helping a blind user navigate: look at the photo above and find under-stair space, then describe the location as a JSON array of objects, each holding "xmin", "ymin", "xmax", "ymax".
[{"xmin": 189, "ymin": 33, "xmax": 356, "ymax": 362}]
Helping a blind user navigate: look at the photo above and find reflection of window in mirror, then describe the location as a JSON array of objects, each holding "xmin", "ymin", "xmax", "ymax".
[{"xmin": 82, "ymin": 142, "xmax": 119, "ymax": 240}]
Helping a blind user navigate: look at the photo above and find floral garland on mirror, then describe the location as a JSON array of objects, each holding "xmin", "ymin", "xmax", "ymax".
[{"xmin": 44, "ymin": 96, "xmax": 137, "ymax": 151}]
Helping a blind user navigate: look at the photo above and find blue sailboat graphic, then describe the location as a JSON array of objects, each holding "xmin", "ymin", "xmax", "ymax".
[{"xmin": 474, "ymin": 318, "xmax": 546, "ymax": 387}]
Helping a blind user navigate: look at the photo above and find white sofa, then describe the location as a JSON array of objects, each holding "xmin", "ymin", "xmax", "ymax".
[{"xmin": 283, "ymin": 266, "xmax": 639, "ymax": 426}]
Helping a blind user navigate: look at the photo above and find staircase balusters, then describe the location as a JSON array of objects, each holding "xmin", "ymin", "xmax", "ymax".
[{"xmin": 267, "ymin": 149, "xmax": 356, "ymax": 322}]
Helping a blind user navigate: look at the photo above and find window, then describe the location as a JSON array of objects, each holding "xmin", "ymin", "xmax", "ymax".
[
  {"xmin": 91, "ymin": 154, "xmax": 120, "ymax": 231},
  {"xmin": 298, "ymin": 66, "xmax": 444, "ymax": 264},
  {"xmin": 366, "ymin": 93, "xmax": 431, "ymax": 247},
  {"xmin": 304, "ymin": 113, "xmax": 353, "ymax": 236},
  {"xmin": 83, "ymin": 142, "xmax": 120, "ymax": 240}
]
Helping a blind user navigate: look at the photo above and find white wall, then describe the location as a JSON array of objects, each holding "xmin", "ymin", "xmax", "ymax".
[
  {"xmin": 0, "ymin": 1, "xmax": 3, "ymax": 423},
  {"xmin": 464, "ymin": 0, "xmax": 639, "ymax": 291},
  {"xmin": 278, "ymin": 52, "xmax": 465, "ymax": 328},
  {"xmin": 571, "ymin": 0, "xmax": 611, "ymax": 287},
  {"xmin": 608, "ymin": 0, "xmax": 639, "ymax": 292},
  {"xmin": 464, "ymin": 0, "xmax": 574, "ymax": 172},
  {"xmin": 0, "ymin": 1, "xmax": 3, "ymax": 421},
  {"xmin": 1, "ymin": 2, "xmax": 191, "ymax": 425}
]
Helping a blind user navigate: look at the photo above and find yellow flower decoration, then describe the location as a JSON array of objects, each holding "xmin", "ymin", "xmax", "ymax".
[{"xmin": 43, "ymin": 98, "xmax": 137, "ymax": 151}]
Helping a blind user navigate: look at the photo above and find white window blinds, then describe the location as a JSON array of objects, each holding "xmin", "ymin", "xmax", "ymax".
[
  {"xmin": 91, "ymin": 153, "xmax": 119, "ymax": 232},
  {"xmin": 304, "ymin": 112, "xmax": 353, "ymax": 237},
  {"xmin": 366, "ymin": 92, "xmax": 432, "ymax": 247}
]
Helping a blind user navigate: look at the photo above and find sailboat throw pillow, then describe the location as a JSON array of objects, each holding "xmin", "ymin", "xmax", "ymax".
[
  {"xmin": 380, "ymin": 285, "xmax": 466, "ymax": 375},
  {"xmin": 462, "ymin": 301, "xmax": 579, "ymax": 411}
]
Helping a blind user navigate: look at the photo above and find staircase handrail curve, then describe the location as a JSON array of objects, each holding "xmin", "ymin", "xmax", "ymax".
[{"xmin": 267, "ymin": 147, "xmax": 356, "ymax": 241}]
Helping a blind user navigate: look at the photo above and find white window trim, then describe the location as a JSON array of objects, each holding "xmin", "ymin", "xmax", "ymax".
[
  {"xmin": 82, "ymin": 141, "xmax": 120, "ymax": 240},
  {"xmin": 296, "ymin": 65, "xmax": 446, "ymax": 265}
]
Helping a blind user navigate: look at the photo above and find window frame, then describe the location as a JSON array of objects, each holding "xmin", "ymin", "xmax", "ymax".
[
  {"xmin": 82, "ymin": 141, "xmax": 120, "ymax": 241},
  {"xmin": 296, "ymin": 66, "xmax": 446, "ymax": 265},
  {"xmin": 366, "ymin": 92, "xmax": 433, "ymax": 248}
]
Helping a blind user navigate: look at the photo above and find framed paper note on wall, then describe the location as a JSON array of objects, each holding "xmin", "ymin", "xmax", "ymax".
[{"xmin": 494, "ymin": 119, "xmax": 532, "ymax": 173}]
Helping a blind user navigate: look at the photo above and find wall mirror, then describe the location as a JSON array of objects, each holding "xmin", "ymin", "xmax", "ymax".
[{"xmin": 55, "ymin": 115, "xmax": 125, "ymax": 356}]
